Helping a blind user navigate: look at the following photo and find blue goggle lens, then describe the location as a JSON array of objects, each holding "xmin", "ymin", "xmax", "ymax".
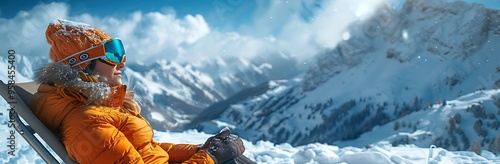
[{"xmin": 103, "ymin": 39, "xmax": 126, "ymax": 63}]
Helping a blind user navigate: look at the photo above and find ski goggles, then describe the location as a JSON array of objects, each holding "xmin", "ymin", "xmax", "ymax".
[{"xmin": 58, "ymin": 38, "xmax": 126, "ymax": 67}]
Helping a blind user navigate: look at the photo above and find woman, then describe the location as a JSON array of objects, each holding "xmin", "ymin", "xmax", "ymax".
[{"xmin": 30, "ymin": 19, "xmax": 244, "ymax": 164}]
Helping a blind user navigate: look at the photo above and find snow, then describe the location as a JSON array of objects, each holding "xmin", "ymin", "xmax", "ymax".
[
  {"xmin": 1, "ymin": 0, "xmax": 500, "ymax": 163},
  {"xmin": 0, "ymin": 113, "xmax": 499, "ymax": 164},
  {"xmin": 50, "ymin": 19, "xmax": 95, "ymax": 36},
  {"xmin": 190, "ymin": 0, "xmax": 500, "ymax": 151},
  {"xmin": 210, "ymin": 120, "xmax": 236, "ymax": 130},
  {"xmin": 150, "ymin": 111, "xmax": 166, "ymax": 122},
  {"xmin": 334, "ymin": 89, "xmax": 500, "ymax": 151},
  {"xmin": 1, "ymin": 70, "xmax": 500, "ymax": 161},
  {"xmin": 11, "ymin": 87, "xmax": 500, "ymax": 164},
  {"xmin": 0, "ymin": 56, "xmax": 33, "ymax": 83}
]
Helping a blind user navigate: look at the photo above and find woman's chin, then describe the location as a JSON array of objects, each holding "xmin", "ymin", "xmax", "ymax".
[{"xmin": 114, "ymin": 80, "xmax": 123, "ymax": 86}]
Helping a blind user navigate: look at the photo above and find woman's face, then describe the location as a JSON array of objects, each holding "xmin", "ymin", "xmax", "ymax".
[{"xmin": 93, "ymin": 60, "xmax": 125, "ymax": 87}]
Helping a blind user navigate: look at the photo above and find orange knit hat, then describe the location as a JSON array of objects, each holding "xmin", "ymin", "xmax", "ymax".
[{"xmin": 46, "ymin": 19, "xmax": 111, "ymax": 70}]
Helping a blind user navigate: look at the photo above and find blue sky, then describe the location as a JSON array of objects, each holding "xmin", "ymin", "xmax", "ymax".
[
  {"xmin": 1, "ymin": 0, "xmax": 341, "ymax": 63},
  {"xmin": 1, "ymin": 0, "xmax": 498, "ymax": 26},
  {"xmin": 0, "ymin": 0, "xmax": 259, "ymax": 32},
  {"xmin": 0, "ymin": 0, "xmax": 499, "ymax": 63}
]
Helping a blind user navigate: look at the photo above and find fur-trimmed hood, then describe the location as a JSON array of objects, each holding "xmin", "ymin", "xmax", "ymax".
[{"xmin": 34, "ymin": 62, "xmax": 112, "ymax": 104}]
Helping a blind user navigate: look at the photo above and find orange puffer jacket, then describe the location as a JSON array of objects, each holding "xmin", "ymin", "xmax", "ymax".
[{"xmin": 30, "ymin": 63, "xmax": 214, "ymax": 164}]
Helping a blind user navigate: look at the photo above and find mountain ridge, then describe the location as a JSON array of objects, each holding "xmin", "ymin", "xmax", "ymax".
[{"xmin": 192, "ymin": 0, "xmax": 500, "ymax": 153}]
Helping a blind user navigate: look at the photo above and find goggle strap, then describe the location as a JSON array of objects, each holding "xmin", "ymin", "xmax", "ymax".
[
  {"xmin": 57, "ymin": 45, "xmax": 98, "ymax": 64},
  {"xmin": 71, "ymin": 56, "xmax": 102, "ymax": 67}
]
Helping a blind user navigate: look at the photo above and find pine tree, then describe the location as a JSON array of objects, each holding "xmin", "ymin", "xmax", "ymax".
[
  {"xmin": 394, "ymin": 120, "xmax": 400, "ymax": 130},
  {"xmin": 471, "ymin": 140, "xmax": 482, "ymax": 155}
]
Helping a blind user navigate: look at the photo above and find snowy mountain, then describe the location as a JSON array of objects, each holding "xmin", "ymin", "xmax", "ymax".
[
  {"xmin": 122, "ymin": 53, "xmax": 303, "ymax": 131},
  {"xmin": 191, "ymin": 0, "xmax": 500, "ymax": 154},
  {"xmin": 2, "ymin": 0, "xmax": 500, "ymax": 163},
  {"xmin": 337, "ymin": 89, "xmax": 500, "ymax": 152},
  {"xmin": 0, "ymin": 53, "xmax": 49, "ymax": 83}
]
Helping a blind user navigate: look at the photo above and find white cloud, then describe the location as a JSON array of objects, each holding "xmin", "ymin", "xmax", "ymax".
[
  {"xmin": 0, "ymin": 0, "xmax": 386, "ymax": 64},
  {"xmin": 180, "ymin": 31, "xmax": 286, "ymax": 63},
  {"xmin": 0, "ymin": 2, "xmax": 213, "ymax": 63},
  {"xmin": 0, "ymin": 2, "xmax": 67, "ymax": 58},
  {"xmin": 243, "ymin": 0, "xmax": 386, "ymax": 61},
  {"xmin": 79, "ymin": 11, "xmax": 212, "ymax": 62}
]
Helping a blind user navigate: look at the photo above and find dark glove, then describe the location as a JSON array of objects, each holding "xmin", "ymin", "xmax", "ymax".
[
  {"xmin": 198, "ymin": 128, "xmax": 233, "ymax": 151},
  {"xmin": 201, "ymin": 128, "xmax": 245, "ymax": 164}
]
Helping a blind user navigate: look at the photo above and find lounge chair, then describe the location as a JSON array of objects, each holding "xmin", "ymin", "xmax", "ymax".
[{"xmin": 0, "ymin": 80, "xmax": 77, "ymax": 163}]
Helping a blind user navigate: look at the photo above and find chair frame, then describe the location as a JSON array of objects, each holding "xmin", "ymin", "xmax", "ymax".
[{"xmin": 0, "ymin": 80, "xmax": 76, "ymax": 164}]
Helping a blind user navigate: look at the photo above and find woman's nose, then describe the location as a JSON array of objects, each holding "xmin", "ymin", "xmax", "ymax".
[{"xmin": 116, "ymin": 62, "xmax": 126, "ymax": 70}]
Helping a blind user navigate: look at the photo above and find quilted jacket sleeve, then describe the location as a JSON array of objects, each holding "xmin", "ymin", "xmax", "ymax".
[
  {"xmin": 158, "ymin": 142, "xmax": 215, "ymax": 164},
  {"xmin": 65, "ymin": 118, "xmax": 144, "ymax": 164}
]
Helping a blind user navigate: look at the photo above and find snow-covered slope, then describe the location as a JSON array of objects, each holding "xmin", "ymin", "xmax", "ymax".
[
  {"xmin": 1, "ymin": 127, "xmax": 499, "ymax": 163},
  {"xmin": 336, "ymin": 89, "xmax": 500, "ymax": 151},
  {"xmin": 193, "ymin": 0, "xmax": 500, "ymax": 153}
]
